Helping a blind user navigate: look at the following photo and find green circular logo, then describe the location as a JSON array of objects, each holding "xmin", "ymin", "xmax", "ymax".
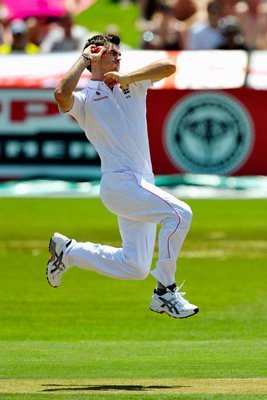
[{"xmin": 164, "ymin": 92, "xmax": 254, "ymax": 174}]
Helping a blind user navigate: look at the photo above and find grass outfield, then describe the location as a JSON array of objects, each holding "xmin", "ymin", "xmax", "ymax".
[
  {"xmin": 0, "ymin": 198, "xmax": 266, "ymax": 399},
  {"xmin": 76, "ymin": 0, "xmax": 140, "ymax": 48}
]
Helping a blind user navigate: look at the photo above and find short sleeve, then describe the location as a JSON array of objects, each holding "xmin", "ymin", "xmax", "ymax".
[
  {"xmin": 66, "ymin": 89, "xmax": 87, "ymax": 129},
  {"xmin": 128, "ymin": 79, "xmax": 152, "ymax": 98},
  {"xmin": 136, "ymin": 79, "xmax": 153, "ymax": 91}
]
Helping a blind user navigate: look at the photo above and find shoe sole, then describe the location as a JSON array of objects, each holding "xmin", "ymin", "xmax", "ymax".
[
  {"xmin": 46, "ymin": 237, "xmax": 58, "ymax": 288},
  {"xmin": 150, "ymin": 307, "xmax": 199, "ymax": 319}
]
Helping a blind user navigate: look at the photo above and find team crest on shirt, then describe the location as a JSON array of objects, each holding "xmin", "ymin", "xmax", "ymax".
[{"xmin": 122, "ymin": 87, "xmax": 131, "ymax": 99}]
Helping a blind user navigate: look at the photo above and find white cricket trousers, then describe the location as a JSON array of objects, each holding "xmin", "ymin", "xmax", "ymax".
[{"xmin": 64, "ymin": 171, "xmax": 192, "ymax": 287}]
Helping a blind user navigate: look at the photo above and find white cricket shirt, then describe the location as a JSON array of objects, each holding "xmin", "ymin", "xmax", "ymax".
[{"xmin": 67, "ymin": 79, "xmax": 153, "ymax": 175}]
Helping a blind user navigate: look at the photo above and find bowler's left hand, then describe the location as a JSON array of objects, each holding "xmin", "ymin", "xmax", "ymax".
[{"xmin": 103, "ymin": 72, "xmax": 130, "ymax": 89}]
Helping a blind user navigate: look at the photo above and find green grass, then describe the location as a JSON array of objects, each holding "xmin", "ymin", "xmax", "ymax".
[
  {"xmin": 0, "ymin": 198, "xmax": 266, "ymax": 399},
  {"xmin": 1, "ymin": 396, "xmax": 267, "ymax": 400},
  {"xmin": 75, "ymin": 0, "xmax": 140, "ymax": 48}
]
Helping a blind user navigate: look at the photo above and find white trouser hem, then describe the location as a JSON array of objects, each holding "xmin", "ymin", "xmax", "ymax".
[{"xmin": 150, "ymin": 266, "xmax": 176, "ymax": 287}]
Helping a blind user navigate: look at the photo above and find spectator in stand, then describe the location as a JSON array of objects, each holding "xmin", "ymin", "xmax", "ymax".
[
  {"xmin": 139, "ymin": 0, "xmax": 197, "ymax": 22},
  {"xmin": 139, "ymin": 0, "xmax": 158, "ymax": 20},
  {"xmin": 0, "ymin": 19, "xmax": 39, "ymax": 54},
  {"xmin": 232, "ymin": 0, "xmax": 267, "ymax": 50},
  {"xmin": 257, "ymin": 1, "xmax": 267, "ymax": 49},
  {"xmin": 0, "ymin": 11, "xmax": 5, "ymax": 45},
  {"xmin": 174, "ymin": 0, "xmax": 197, "ymax": 22},
  {"xmin": 187, "ymin": 0, "xmax": 225, "ymax": 50},
  {"xmin": 138, "ymin": 0, "xmax": 186, "ymax": 50},
  {"xmin": 40, "ymin": 12, "xmax": 89, "ymax": 53},
  {"xmin": 0, "ymin": 1, "xmax": 11, "ymax": 46},
  {"xmin": 217, "ymin": 15, "xmax": 250, "ymax": 50},
  {"xmin": 214, "ymin": 0, "xmax": 267, "ymax": 49},
  {"xmin": 26, "ymin": 17, "xmax": 54, "ymax": 47}
]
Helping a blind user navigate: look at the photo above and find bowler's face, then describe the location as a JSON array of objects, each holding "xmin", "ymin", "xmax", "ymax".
[{"xmin": 101, "ymin": 43, "xmax": 121, "ymax": 72}]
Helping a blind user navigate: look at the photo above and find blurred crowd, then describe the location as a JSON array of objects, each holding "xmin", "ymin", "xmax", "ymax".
[
  {"xmin": 0, "ymin": 0, "xmax": 90, "ymax": 54},
  {"xmin": 138, "ymin": 0, "xmax": 267, "ymax": 51},
  {"xmin": 1, "ymin": 0, "xmax": 267, "ymax": 54}
]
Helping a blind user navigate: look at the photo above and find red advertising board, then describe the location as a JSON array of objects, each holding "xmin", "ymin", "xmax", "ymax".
[{"xmin": 147, "ymin": 88, "xmax": 267, "ymax": 176}]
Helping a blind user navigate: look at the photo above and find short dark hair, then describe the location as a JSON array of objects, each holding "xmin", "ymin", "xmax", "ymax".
[{"xmin": 83, "ymin": 34, "xmax": 121, "ymax": 71}]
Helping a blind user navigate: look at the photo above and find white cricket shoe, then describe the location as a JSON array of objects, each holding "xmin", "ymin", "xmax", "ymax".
[
  {"xmin": 46, "ymin": 232, "xmax": 73, "ymax": 288},
  {"xmin": 150, "ymin": 282, "xmax": 199, "ymax": 319}
]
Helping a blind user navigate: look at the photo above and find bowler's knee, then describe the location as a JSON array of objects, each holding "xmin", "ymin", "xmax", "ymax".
[
  {"xmin": 172, "ymin": 201, "xmax": 192, "ymax": 228},
  {"xmin": 181, "ymin": 202, "xmax": 193, "ymax": 225},
  {"xmin": 128, "ymin": 260, "xmax": 150, "ymax": 280}
]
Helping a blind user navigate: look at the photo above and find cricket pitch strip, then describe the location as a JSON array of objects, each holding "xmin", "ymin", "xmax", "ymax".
[{"xmin": 0, "ymin": 378, "xmax": 266, "ymax": 395}]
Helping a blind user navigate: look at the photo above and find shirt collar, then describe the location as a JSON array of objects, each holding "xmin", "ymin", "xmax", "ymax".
[
  {"xmin": 88, "ymin": 79, "xmax": 119, "ymax": 94},
  {"xmin": 88, "ymin": 80, "xmax": 102, "ymax": 90}
]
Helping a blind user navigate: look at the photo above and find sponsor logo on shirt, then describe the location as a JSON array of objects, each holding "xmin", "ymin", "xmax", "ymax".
[
  {"xmin": 93, "ymin": 95, "xmax": 109, "ymax": 102},
  {"xmin": 122, "ymin": 87, "xmax": 131, "ymax": 99}
]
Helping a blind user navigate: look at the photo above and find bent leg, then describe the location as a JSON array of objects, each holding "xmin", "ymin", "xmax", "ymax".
[
  {"xmin": 150, "ymin": 198, "xmax": 192, "ymax": 286},
  {"xmin": 117, "ymin": 216, "xmax": 156, "ymax": 279},
  {"xmin": 64, "ymin": 217, "xmax": 156, "ymax": 281},
  {"xmin": 63, "ymin": 171, "xmax": 191, "ymax": 285},
  {"xmin": 130, "ymin": 176, "xmax": 192, "ymax": 286},
  {"xmin": 101, "ymin": 172, "xmax": 192, "ymax": 286}
]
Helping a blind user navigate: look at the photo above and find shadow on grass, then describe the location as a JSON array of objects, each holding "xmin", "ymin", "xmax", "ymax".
[{"xmin": 41, "ymin": 383, "xmax": 189, "ymax": 392}]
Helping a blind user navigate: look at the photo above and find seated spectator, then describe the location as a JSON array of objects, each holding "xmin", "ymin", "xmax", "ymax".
[
  {"xmin": 257, "ymin": 1, "xmax": 267, "ymax": 49},
  {"xmin": 187, "ymin": 0, "xmax": 225, "ymax": 50},
  {"xmin": 40, "ymin": 12, "xmax": 89, "ymax": 52},
  {"xmin": 217, "ymin": 15, "xmax": 250, "ymax": 50},
  {"xmin": 139, "ymin": 0, "xmax": 197, "ymax": 22},
  {"xmin": 0, "ymin": 19, "xmax": 39, "ymax": 54},
  {"xmin": 0, "ymin": 1, "xmax": 11, "ymax": 46},
  {"xmin": 139, "ymin": 0, "xmax": 158, "ymax": 20},
  {"xmin": 214, "ymin": 0, "xmax": 267, "ymax": 49},
  {"xmin": 217, "ymin": 0, "xmax": 239, "ymax": 15},
  {"xmin": 26, "ymin": 17, "xmax": 53, "ymax": 47},
  {"xmin": 175, "ymin": 0, "xmax": 197, "ymax": 22},
  {"xmin": 139, "ymin": 0, "xmax": 186, "ymax": 50},
  {"xmin": 233, "ymin": 0, "xmax": 267, "ymax": 50}
]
